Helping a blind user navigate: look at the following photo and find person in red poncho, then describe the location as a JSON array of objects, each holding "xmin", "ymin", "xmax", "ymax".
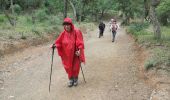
[{"xmin": 52, "ymin": 17, "xmax": 85, "ymax": 87}]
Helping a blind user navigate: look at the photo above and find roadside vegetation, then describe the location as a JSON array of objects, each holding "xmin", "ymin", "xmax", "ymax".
[
  {"xmin": 125, "ymin": 0, "xmax": 170, "ymax": 75},
  {"xmin": 127, "ymin": 23, "xmax": 170, "ymax": 73}
]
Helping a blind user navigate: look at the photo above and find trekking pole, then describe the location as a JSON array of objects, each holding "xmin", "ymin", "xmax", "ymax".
[
  {"xmin": 49, "ymin": 45, "xmax": 55, "ymax": 92},
  {"xmin": 78, "ymin": 57, "xmax": 86, "ymax": 83},
  {"xmin": 80, "ymin": 63, "xmax": 86, "ymax": 83}
]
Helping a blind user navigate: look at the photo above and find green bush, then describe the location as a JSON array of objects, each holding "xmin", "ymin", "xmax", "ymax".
[
  {"xmin": 127, "ymin": 22, "xmax": 149, "ymax": 36},
  {"xmin": 0, "ymin": 15, "xmax": 6, "ymax": 23},
  {"xmin": 145, "ymin": 48, "xmax": 170, "ymax": 71},
  {"xmin": 144, "ymin": 59, "xmax": 157, "ymax": 70},
  {"xmin": 35, "ymin": 9, "xmax": 48, "ymax": 22},
  {"xmin": 161, "ymin": 27, "xmax": 170, "ymax": 41},
  {"xmin": 9, "ymin": 4, "xmax": 22, "ymax": 14},
  {"xmin": 26, "ymin": 16, "xmax": 33, "ymax": 24},
  {"xmin": 129, "ymin": 22, "xmax": 149, "ymax": 31},
  {"xmin": 157, "ymin": 0, "xmax": 170, "ymax": 26},
  {"xmin": 13, "ymin": 4, "xmax": 22, "ymax": 14},
  {"xmin": 49, "ymin": 16, "xmax": 62, "ymax": 25}
]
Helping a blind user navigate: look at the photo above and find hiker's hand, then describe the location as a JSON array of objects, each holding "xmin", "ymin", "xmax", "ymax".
[
  {"xmin": 51, "ymin": 44, "xmax": 56, "ymax": 49},
  {"xmin": 75, "ymin": 50, "xmax": 80, "ymax": 56}
]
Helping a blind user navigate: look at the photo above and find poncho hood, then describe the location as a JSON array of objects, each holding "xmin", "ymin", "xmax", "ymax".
[{"xmin": 63, "ymin": 17, "xmax": 74, "ymax": 32}]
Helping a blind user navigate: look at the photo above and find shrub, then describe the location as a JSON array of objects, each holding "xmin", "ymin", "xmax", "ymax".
[
  {"xmin": 35, "ymin": 9, "xmax": 48, "ymax": 22},
  {"xmin": 144, "ymin": 59, "xmax": 157, "ymax": 70},
  {"xmin": 127, "ymin": 22, "xmax": 149, "ymax": 36},
  {"xmin": 9, "ymin": 4, "xmax": 22, "ymax": 14},
  {"xmin": 145, "ymin": 48, "xmax": 170, "ymax": 71},
  {"xmin": 13, "ymin": 4, "xmax": 22, "ymax": 14},
  {"xmin": 49, "ymin": 16, "xmax": 62, "ymax": 25},
  {"xmin": 0, "ymin": 15, "xmax": 6, "ymax": 23}
]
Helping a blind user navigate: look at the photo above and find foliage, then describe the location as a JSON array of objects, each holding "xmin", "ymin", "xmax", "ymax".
[
  {"xmin": 49, "ymin": 16, "xmax": 62, "ymax": 25},
  {"xmin": 15, "ymin": 0, "xmax": 44, "ymax": 10},
  {"xmin": 127, "ymin": 22, "xmax": 150, "ymax": 36},
  {"xmin": 0, "ymin": 14, "xmax": 62, "ymax": 40},
  {"xmin": 145, "ymin": 47, "xmax": 170, "ymax": 71},
  {"xmin": 68, "ymin": 0, "xmax": 117, "ymax": 21},
  {"xmin": 12, "ymin": 4, "xmax": 22, "ymax": 14},
  {"xmin": 157, "ymin": 0, "xmax": 170, "ymax": 25},
  {"xmin": 133, "ymin": 25, "xmax": 170, "ymax": 72},
  {"xmin": 44, "ymin": 0, "xmax": 64, "ymax": 14},
  {"xmin": 116, "ymin": 0, "xmax": 144, "ymax": 25},
  {"xmin": 0, "ymin": 14, "xmax": 6, "ymax": 23},
  {"xmin": 34, "ymin": 9, "xmax": 48, "ymax": 22},
  {"xmin": 144, "ymin": 58, "xmax": 157, "ymax": 70}
]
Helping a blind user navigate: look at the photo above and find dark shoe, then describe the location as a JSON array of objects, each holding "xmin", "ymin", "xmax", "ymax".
[
  {"xmin": 68, "ymin": 79, "xmax": 74, "ymax": 87},
  {"xmin": 73, "ymin": 78, "xmax": 78, "ymax": 86}
]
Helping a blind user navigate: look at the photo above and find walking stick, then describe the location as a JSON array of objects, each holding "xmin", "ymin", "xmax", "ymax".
[
  {"xmin": 79, "ymin": 57, "xmax": 86, "ymax": 83},
  {"xmin": 80, "ymin": 64, "xmax": 86, "ymax": 83},
  {"xmin": 74, "ymin": 32, "xmax": 86, "ymax": 83},
  {"xmin": 49, "ymin": 46, "xmax": 55, "ymax": 92}
]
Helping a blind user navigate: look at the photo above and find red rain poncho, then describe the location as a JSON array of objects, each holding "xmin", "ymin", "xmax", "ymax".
[{"xmin": 54, "ymin": 18, "xmax": 85, "ymax": 79}]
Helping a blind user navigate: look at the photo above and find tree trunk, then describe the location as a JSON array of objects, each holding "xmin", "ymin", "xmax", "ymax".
[
  {"xmin": 80, "ymin": 0, "xmax": 85, "ymax": 22},
  {"xmin": 10, "ymin": 0, "xmax": 14, "ymax": 14},
  {"xmin": 64, "ymin": 0, "xmax": 68, "ymax": 18},
  {"xmin": 68, "ymin": 0, "xmax": 77, "ymax": 21},
  {"xmin": 100, "ymin": 9, "xmax": 105, "ymax": 20},
  {"xmin": 4, "ymin": 11, "xmax": 15, "ymax": 26},
  {"xmin": 144, "ymin": 0, "xmax": 150, "ymax": 20},
  {"xmin": 150, "ymin": 0, "xmax": 161, "ymax": 39},
  {"xmin": 10, "ymin": 0, "xmax": 16, "ymax": 26}
]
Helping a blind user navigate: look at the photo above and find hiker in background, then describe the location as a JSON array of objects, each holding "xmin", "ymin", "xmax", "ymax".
[
  {"xmin": 52, "ymin": 17, "xmax": 85, "ymax": 87},
  {"xmin": 98, "ymin": 21, "xmax": 105, "ymax": 38},
  {"xmin": 111, "ymin": 20, "xmax": 118, "ymax": 42},
  {"xmin": 109, "ymin": 18, "xmax": 115, "ymax": 31}
]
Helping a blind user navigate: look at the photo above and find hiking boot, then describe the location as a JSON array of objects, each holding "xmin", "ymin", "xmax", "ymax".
[
  {"xmin": 68, "ymin": 79, "xmax": 74, "ymax": 87},
  {"xmin": 73, "ymin": 78, "xmax": 78, "ymax": 86}
]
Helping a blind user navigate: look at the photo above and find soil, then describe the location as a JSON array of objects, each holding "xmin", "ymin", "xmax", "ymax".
[{"xmin": 0, "ymin": 22, "xmax": 169, "ymax": 100}]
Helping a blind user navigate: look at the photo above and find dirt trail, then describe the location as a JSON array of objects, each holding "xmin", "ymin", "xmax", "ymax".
[{"xmin": 0, "ymin": 23, "xmax": 152, "ymax": 100}]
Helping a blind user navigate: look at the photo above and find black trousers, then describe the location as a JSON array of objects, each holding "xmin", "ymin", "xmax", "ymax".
[{"xmin": 99, "ymin": 29, "xmax": 104, "ymax": 38}]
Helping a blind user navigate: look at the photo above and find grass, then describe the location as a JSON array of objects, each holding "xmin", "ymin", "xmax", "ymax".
[
  {"xmin": 0, "ymin": 13, "xmax": 97, "ymax": 52},
  {"xmin": 144, "ymin": 47, "xmax": 170, "ymax": 71},
  {"xmin": 0, "ymin": 14, "xmax": 62, "ymax": 40},
  {"xmin": 127, "ymin": 23, "xmax": 170, "ymax": 72}
]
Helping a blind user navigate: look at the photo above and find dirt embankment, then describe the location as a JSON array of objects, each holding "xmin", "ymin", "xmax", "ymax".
[
  {"xmin": 0, "ymin": 33, "xmax": 58, "ymax": 57},
  {"xmin": 0, "ymin": 23, "xmax": 91, "ymax": 57},
  {"xmin": 131, "ymin": 36, "xmax": 170, "ymax": 100}
]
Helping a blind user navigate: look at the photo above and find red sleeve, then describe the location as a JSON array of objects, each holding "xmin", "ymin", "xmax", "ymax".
[
  {"xmin": 55, "ymin": 32, "xmax": 64, "ymax": 56},
  {"xmin": 75, "ymin": 29, "xmax": 85, "ymax": 63},
  {"xmin": 75, "ymin": 29, "xmax": 84, "ymax": 49}
]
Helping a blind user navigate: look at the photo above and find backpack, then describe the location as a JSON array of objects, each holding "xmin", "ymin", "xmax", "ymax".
[
  {"xmin": 111, "ymin": 24, "xmax": 118, "ymax": 32},
  {"xmin": 99, "ymin": 22, "xmax": 105, "ymax": 30}
]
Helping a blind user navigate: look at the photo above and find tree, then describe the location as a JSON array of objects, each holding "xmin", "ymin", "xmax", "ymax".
[
  {"xmin": 157, "ymin": 0, "xmax": 170, "ymax": 26},
  {"xmin": 68, "ymin": 0, "xmax": 77, "ymax": 21},
  {"xmin": 116, "ymin": 0, "xmax": 142, "ymax": 25},
  {"xmin": 98, "ymin": 0, "xmax": 116, "ymax": 20},
  {"xmin": 150, "ymin": 0, "xmax": 161, "ymax": 39},
  {"xmin": 64, "ymin": 0, "xmax": 68, "ymax": 18}
]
